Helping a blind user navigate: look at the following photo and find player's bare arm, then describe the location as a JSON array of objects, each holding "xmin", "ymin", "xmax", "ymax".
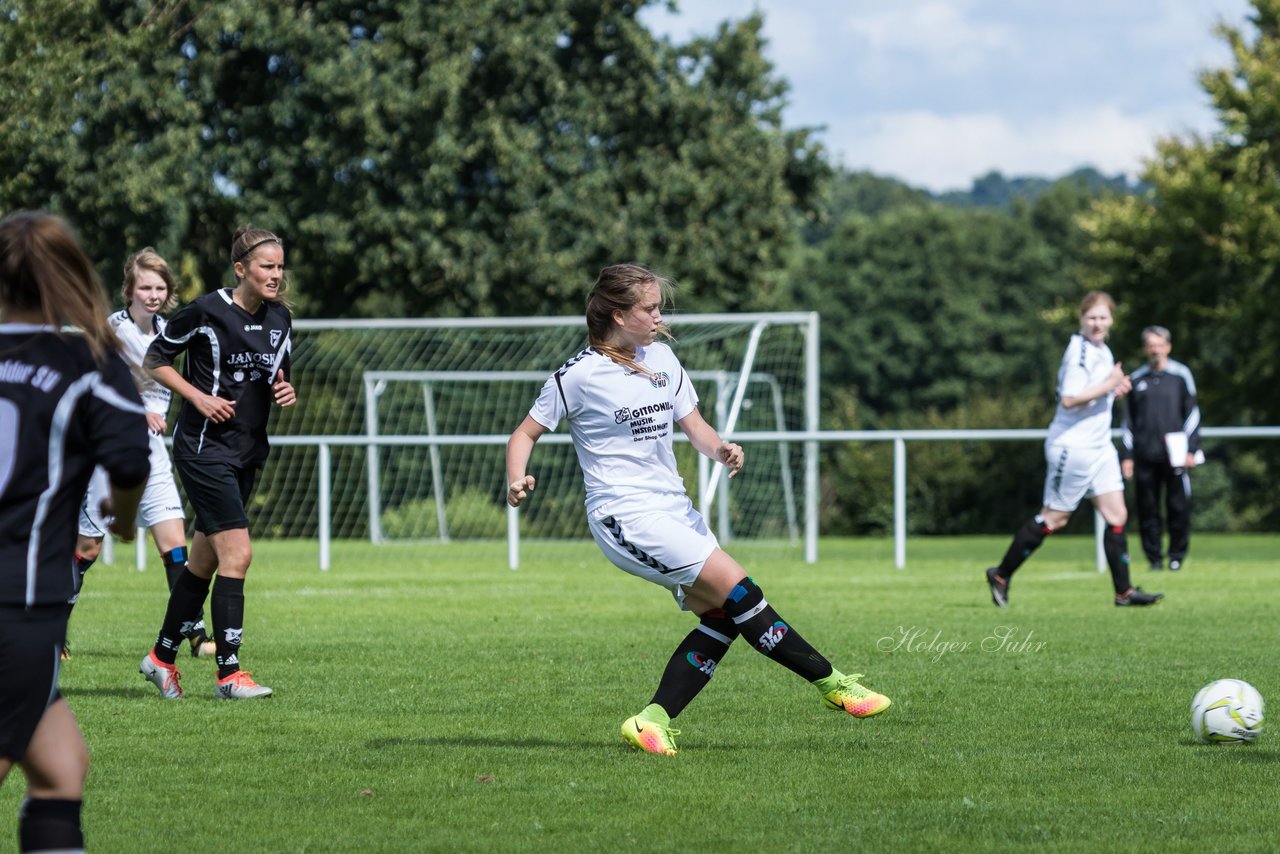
[{"xmin": 506, "ymin": 415, "xmax": 547, "ymax": 507}]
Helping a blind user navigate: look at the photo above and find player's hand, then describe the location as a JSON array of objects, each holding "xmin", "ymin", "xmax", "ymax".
[
  {"xmin": 507, "ymin": 475, "xmax": 536, "ymax": 507},
  {"xmin": 717, "ymin": 441, "xmax": 744, "ymax": 478},
  {"xmin": 105, "ymin": 495, "xmax": 135, "ymax": 541},
  {"xmin": 1111, "ymin": 362, "xmax": 1132, "ymax": 397},
  {"xmin": 195, "ymin": 391, "xmax": 236, "ymax": 423},
  {"xmin": 145, "ymin": 412, "xmax": 168, "ymax": 434},
  {"xmin": 272, "ymin": 370, "xmax": 296, "ymax": 407},
  {"xmin": 1121, "ymin": 459, "xmax": 1134, "ymax": 479}
]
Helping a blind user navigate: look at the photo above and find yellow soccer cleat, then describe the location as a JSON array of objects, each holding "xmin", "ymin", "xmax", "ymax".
[{"xmin": 822, "ymin": 673, "xmax": 891, "ymax": 718}]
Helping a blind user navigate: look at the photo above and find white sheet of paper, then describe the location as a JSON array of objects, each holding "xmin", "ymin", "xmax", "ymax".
[{"xmin": 1164, "ymin": 431, "xmax": 1188, "ymax": 467}]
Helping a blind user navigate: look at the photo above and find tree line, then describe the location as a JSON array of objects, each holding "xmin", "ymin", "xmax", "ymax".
[{"xmin": 2, "ymin": 0, "xmax": 1277, "ymax": 532}]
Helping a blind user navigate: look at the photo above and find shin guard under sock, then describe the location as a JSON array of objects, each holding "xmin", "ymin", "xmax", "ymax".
[
  {"xmin": 1103, "ymin": 525, "xmax": 1133, "ymax": 595},
  {"xmin": 996, "ymin": 515, "xmax": 1053, "ymax": 578},
  {"xmin": 154, "ymin": 569, "xmax": 212, "ymax": 665},
  {"xmin": 162, "ymin": 547, "xmax": 208, "ymax": 640},
  {"xmin": 19, "ymin": 798, "xmax": 83, "ymax": 853},
  {"xmin": 211, "ymin": 575, "xmax": 246, "ymax": 678},
  {"xmin": 722, "ymin": 577, "xmax": 833, "ymax": 682},
  {"xmin": 649, "ymin": 609, "xmax": 738, "ymax": 718}
]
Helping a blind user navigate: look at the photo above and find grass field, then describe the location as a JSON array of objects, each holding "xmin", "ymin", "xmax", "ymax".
[{"xmin": 3, "ymin": 534, "xmax": 1276, "ymax": 852}]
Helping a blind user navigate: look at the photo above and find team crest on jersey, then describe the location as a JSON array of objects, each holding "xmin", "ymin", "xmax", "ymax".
[
  {"xmin": 615, "ymin": 407, "xmax": 632, "ymax": 424},
  {"xmin": 270, "ymin": 329, "xmax": 283, "ymax": 348},
  {"xmin": 648, "ymin": 371, "xmax": 670, "ymax": 389}
]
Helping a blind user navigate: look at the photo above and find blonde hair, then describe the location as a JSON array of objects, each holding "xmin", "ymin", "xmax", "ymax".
[
  {"xmin": 1079, "ymin": 290, "xmax": 1115, "ymax": 316},
  {"xmin": 0, "ymin": 211, "xmax": 115, "ymax": 363},
  {"xmin": 229, "ymin": 224, "xmax": 291, "ymax": 307},
  {"xmin": 122, "ymin": 247, "xmax": 178, "ymax": 314},
  {"xmin": 585, "ymin": 263, "xmax": 674, "ymax": 374}
]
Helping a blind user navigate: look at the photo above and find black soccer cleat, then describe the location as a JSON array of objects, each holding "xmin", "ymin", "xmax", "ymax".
[
  {"xmin": 985, "ymin": 567, "xmax": 1009, "ymax": 608},
  {"xmin": 1115, "ymin": 587, "xmax": 1164, "ymax": 607}
]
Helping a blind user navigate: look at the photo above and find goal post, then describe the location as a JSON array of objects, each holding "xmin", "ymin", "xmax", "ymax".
[{"xmin": 260, "ymin": 313, "xmax": 818, "ymax": 563}]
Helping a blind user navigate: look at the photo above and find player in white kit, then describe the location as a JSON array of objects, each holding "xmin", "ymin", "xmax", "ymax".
[
  {"xmin": 70, "ymin": 249, "xmax": 215, "ymax": 657},
  {"xmin": 507, "ymin": 264, "xmax": 890, "ymax": 756},
  {"xmin": 985, "ymin": 291, "xmax": 1163, "ymax": 608}
]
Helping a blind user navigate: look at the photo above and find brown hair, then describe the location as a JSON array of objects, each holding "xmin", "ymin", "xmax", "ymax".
[
  {"xmin": 229, "ymin": 224, "xmax": 290, "ymax": 306},
  {"xmin": 0, "ymin": 211, "xmax": 115, "ymax": 363},
  {"xmin": 1078, "ymin": 290, "xmax": 1115, "ymax": 316},
  {"xmin": 585, "ymin": 263, "xmax": 673, "ymax": 374},
  {"xmin": 122, "ymin": 247, "xmax": 178, "ymax": 313}
]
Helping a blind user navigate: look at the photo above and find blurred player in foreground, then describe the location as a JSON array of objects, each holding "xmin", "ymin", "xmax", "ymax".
[{"xmin": 0, "ymin": 211, "xmax": 149, "ymax": 852}]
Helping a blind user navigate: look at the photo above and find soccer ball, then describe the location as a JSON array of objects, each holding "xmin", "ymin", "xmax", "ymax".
[{"xmin": 1190, "ymin": 679, "xmax": 1265, "ymax": 744}]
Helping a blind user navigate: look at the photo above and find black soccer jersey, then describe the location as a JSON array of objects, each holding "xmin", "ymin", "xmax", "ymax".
[
  {"xmin": 144, "ymin": 289, "xmax": 292, "ymax": 469},
  {"xmin": 0, "ymin": 324, "xmax": 150, "ymax": 607}
]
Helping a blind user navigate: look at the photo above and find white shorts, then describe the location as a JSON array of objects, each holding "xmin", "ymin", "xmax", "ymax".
[
  {"xmin": 79, "ymin": 434, "xmax": 185, "ymax": 537},
  {"xmin": 1041, "ymin": 442, "xmax": 1124, "ymax": 512},
  {"xmin": 588, "ymin": 492, "xmax": 719, "ymax": 611}
]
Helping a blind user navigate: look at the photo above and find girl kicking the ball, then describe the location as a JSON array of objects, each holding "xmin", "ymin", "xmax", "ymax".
[{"xmin": 506, "ymin": 263, "xmax": 890, "ymax": 756}]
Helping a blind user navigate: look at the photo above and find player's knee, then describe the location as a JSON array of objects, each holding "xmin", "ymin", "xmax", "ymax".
[{"xmin": 721, "ymin": 576, "xmax": 764, "ymax": 620}]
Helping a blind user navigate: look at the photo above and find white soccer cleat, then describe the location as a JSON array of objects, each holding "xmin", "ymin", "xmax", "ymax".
[
  {"xmin": 214, "ymin": 670, "xmax": 273, "ymax": 700},
  {"xmin": 140, "ymin": 651, "xmax": 184, "ymax": 700}
]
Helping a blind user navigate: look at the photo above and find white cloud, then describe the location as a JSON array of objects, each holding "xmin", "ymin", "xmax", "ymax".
[
  {"xmin": 829, "ymin": 106, "xmax": 1170, "ymax": 192},
  {"xmin": 839, "ymin": 1, "xmax": 1017, "ymax": 75},
  {"xmin": 640, "ymin": 0, "xmax": 1255, "ymax": 190}
]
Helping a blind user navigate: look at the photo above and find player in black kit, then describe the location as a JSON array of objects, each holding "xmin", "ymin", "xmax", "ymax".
[
  {"xmin": 139, "ymin": 225, "xmax": 296, "ymax": 701},
  {"xmin": 0, "ymin": 211, "xmax": 149, "ymax": 853}
]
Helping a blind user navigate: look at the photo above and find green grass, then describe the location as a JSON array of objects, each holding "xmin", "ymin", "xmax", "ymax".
[{"xmin": 4, "ymin": 534, "xmax": 1277, "ymax": 852}]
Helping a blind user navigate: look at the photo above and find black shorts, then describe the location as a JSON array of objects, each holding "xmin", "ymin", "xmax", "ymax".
[
  {"xmin": 0, "ymin": 604, "xmax": 69, "ymax": 761},
  {"xmin": 175, "ymin": 458, "xmax": 259, "ymax": 536}
]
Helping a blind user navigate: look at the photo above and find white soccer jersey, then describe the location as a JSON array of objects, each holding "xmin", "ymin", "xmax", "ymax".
[
  {"xmin": 108, "ymin": 309, "xmax": 171, "ymax": 415},
  {"xmin": 1045, "ymin": 333, "xmax": 1117, "ymax": 448},
  {"xmin": 529, "ymin": 342, "xmax": 700, "ymax": 511}
]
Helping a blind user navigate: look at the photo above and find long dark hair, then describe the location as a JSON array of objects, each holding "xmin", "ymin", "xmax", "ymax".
[{"xmin": 0, "ymin": 211, "xmax": 115, "ymax": 362}]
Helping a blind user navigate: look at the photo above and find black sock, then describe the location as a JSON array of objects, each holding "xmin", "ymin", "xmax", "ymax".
[
  {"xmin": 996, "ymin": 515, "xmax": 1053, "ymax": 578},
  {"xmin": 162, "ymin": 547, "xmax": 208, "ymax": 640},
  {"xmin": 1103, "ymin": 525, "xmax": 1133, "ymax": 595},
  {"xmin": 19, "ymin": 798, "xmax": 83, "ymax": 853},
  {"xmin": 154, "ymin": 569, "xmax": 211, "ymax": 666},
  {"xmin": 722, "ymin": 577, "xmax": 833, "ymax": 682},
  {"xmin": 67, "ymin": 552, "xmax": 96, "ymax": 607},
  {"xmin": 649, "ymin": 609, "xmax": 738, "ymax": 719},
  {"xmin": 211, "ymin": 575, "xmax": 246, "ymax": 679}
]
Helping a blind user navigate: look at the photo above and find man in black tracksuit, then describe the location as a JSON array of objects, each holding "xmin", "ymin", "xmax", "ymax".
[{"xmin": 1120, "ymin": 326, "xmax": 1201, "ymax": 570}]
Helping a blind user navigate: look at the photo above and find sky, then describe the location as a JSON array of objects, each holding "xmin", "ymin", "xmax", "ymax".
[{"xmin": 641, "ymin": 0, "xmax": 1255, "ymax": 192}]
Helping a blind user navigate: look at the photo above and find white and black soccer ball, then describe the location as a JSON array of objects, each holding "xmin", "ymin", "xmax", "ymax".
[{"xmin": 1191, "ymin": 679, "xmax": 1265, "ymax": 744}]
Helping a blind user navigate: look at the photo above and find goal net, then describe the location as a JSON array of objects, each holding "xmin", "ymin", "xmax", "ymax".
[{"xmin": 234, "ymin": 313, "xmax": 817, "ymax": 559}]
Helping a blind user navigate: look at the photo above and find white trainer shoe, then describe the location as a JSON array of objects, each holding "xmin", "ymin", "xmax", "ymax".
[
  {"xmin": 140, "ymin": 651, "xmax": 184, "ymax": 699},
  {"xmin": 214, "ymin": 670, "xmax": 273, "ymax": 700}
]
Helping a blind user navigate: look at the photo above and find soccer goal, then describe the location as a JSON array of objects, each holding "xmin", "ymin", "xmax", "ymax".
[{"xmin": 253, "ymin": 313, "xmax": 818, "ymax": 561}]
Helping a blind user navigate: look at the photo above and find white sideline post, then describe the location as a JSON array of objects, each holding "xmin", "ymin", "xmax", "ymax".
[
  {"xmin": 894, "ymin": 438, "xmax": 906, "ymax": 569},
  {"xmin": 319, "ymin": 443, "xmax": 331, "ymax": 570},
  {"xmin": 1094, "ymin": 509, "xmax": 1106, "ymax": 572},
  {"xmin": 507, "ymin": 504, "xmax": 519, "ymax": 570}
]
